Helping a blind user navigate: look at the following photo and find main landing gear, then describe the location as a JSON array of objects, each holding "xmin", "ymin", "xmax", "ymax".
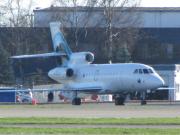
[
  {"xmin": 114, "ymin": 95, "xmax": 125, "ymax": 105},
  {"xmin": 72, "ymin": 97, "xmax": 81, "ymax": 105},
  {"xmin": 72, "ymin": 91, "xmax": 81, "ymax": 105}
]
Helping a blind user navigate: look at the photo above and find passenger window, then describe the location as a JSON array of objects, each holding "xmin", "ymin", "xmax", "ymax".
[
  {"xmin": 143, "ymin": 69, "xmax": 149, "ymax": 74},
  {"xmin": 134, "ymin": 69, "xmax": 138, "ymax": 74},
  {"xmin": 139, "ymin": 69, "xmax": 143, "ymax": 74}
]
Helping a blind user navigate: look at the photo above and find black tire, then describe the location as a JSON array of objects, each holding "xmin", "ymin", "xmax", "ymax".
[
  {"xmin": 22, "ymin": 99, "xmax": 29, "ymax": 103},
  {"xmin": 115, "ymin": 97, "xmax": 125, "ymax": 105},
  {"xmin": 72, "ymin": 98, "xmax": 81, "ymax": 105},
  {"xmin": 141, "ymin": 100, "xmax": 147, "ymax": 105},
  {"xmin": 115, "ymin": 97, "xmax": 120, "ymax": 105}
]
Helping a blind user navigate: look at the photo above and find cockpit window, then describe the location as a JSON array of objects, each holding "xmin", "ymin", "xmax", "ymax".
[
  {"xmin": 143, "ymin": 69, "xmax": 149, "ymax": 74},
  {"xmin": 134, "ymin": 68, "xmax": 154, "ymax": 74},
  {"xmin": 148, "ymin": 69, "xmax": 153, "ymax": 73},
  {"xmin": 139, "ymin": 69, "xmax": 143, "ymax": 74},
  {"xmin": 134, "ymin": 69, "xmax": 138, "ymax": 74}
]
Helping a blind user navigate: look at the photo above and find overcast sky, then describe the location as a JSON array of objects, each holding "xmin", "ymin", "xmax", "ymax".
[
  {"xmin": 140, "ymin": 0, "xmax": 180, "ymax": 7},
  {"xmin": 34, "ymin": 0, "xmax": 180, "ymax": 8}
]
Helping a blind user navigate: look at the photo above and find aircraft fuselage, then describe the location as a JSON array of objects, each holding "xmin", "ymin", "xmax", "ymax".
[{"xmin": 48, "ymin": 63, "xmax": 164, "ymax": 94}]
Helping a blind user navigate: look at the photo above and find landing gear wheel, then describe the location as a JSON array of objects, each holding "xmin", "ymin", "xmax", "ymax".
[
  {"xmin": 141, "ymin": 100, "xmax": 147, "ymax": 105},
  {"xmin": 72, "ymin": 98, "xmax": 81, "ymax": 105},
  {"xmin": 140, "ymin": 91, "xmax": 147, "ymax": 105},
  {"xmin": 115, "ymin": 97, "xmax": 125, "ymax": 105}
]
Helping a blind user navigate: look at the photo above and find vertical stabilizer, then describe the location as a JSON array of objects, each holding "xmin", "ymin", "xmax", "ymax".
[{"xmin": 50, "ymin": 22, "xmax": 72, "ymax": 57}]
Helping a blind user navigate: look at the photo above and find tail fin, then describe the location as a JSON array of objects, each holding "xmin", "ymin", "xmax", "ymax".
[{"xmin": 50, "ymin": 22, "xmax": 72, "ymax": 57}]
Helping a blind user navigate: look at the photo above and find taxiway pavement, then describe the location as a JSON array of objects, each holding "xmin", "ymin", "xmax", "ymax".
[{"xmin": 0, "ymin": 102, "xmax": 180, "ymax": 118}]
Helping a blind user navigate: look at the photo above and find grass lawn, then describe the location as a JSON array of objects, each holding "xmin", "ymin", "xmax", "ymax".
[
  {"xmin": 0, "ymin": 117, "xmax": 180, "ymax": 134},
  {"xmin": 0, "ymin": 127, "xmax": 180, "ymax": 135},
  {"xmin": 1, "ymin": 117, "xmax": 180, "ymax": 125}
]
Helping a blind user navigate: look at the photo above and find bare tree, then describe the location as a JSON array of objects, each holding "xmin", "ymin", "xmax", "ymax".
[
  {"xmin": 3, "ymin": 0, "xmax": 34, "ymax": 27},
  {"xmin": 50, "ymin": 0, "xmax": 141, "ymax": 63},
  {"xmin": 51, "ymin": 0, "xmax": 98, "ymax": 48},
  {"xmin": 0, "ymin": 0, "xmax": 36, "ymax": 57},
  {"xmin": 95, "ymin": 0, "xmax": 141, "ymax": 63},
  {"xmin": 0, "ymin": 3, "xmax": 7, "ymax": 27}
]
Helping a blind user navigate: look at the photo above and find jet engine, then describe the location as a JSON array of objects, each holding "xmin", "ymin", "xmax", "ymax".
[
  {"xmin": 69, "ymin": 52, "xmax": 94, "ymax": 65},
  {"xmin": 66, "ymin": 68, "xmax": 74, "ymax": 77},
  {"xmin": 48, "ymin": 67, "xmax": 75, "ymax": 82},
  {"xmin": 85, "ymin": 53, "xmax": 94, "ymax": 63}
]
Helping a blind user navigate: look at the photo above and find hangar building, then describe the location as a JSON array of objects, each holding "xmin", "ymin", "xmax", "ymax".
[
  {"xmin": 33, "ymin": 7, "xmax": 180, "ymax": 28},
  {"xmin": 33, "ymin": 7, "xmax": 180, "ymax": 63},
  {"xmin": 153, "ymin": 64, "xmax": 180, "ymax": 101}
]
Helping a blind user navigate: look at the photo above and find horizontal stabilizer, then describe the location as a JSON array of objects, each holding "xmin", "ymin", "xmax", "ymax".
[
  {"xmin": 11, "ymin": 52, "xmax": 67, "ymax": 78},
  {"xmin": 0, "ymin": 88, "xmax": 60, "ymax": 93},
  {"xmin": 11, "ymin": 52, "xmax": 66, "ymax": 59}
]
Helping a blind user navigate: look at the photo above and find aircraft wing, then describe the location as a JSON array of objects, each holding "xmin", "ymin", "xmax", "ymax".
[
  {"xmin": 61, "ymin": 83, "xmax": 103, "ymax": 93},
  {"xmin": 0, "ymin": 83, "xmax": 103, "ymax": 94},
  {"xmin": 0, "ymin": 87, "xmax": 102, "ymax": 93},
  {"xmin": 61, "ymin": 87, "xmax": 102, "ymax": 93},
  {"xmin": 157, "ymin": 87, "xmax": 175, "ymax": 90}
]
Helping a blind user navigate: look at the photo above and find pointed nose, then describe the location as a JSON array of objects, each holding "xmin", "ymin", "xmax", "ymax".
[
  {"xmin": 155, "ymin": 76, "xmax": 165, "ymax": 88},
  {"xmin": 158, "ymin": 77, "xmax": 165, "ymax": 87}
]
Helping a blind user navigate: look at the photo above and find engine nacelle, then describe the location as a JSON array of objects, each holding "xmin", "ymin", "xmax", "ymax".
[
  {"xmin": 48, "ymin": 67, "xmax": 75, "ymax": 82},
  {"xmin": 66, "ymin": 68, "xmax": 74, "ymax": 77},
  {"xmin": 69, "ymin": 52, "xmax": 94, "ymax": 65}
]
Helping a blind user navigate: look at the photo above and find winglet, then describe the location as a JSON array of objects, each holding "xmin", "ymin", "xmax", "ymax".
[{"xmin": 50, "ymin": 22, "xmax": 72, "ymax": 58}]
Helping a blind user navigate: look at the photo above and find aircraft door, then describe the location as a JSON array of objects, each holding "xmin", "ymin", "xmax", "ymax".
[{"xmin": 94, "ymin": 69, "xmax": 99, "ymax": 81}]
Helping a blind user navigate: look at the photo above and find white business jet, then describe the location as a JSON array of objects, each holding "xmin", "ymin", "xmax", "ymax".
[
  {"xmin": 47, "ymin": 22, "xmax": 164, "ymax": 105},
  {"xmin": 12, "ymin": 22, "xmax": 165, "ymax": 105}
]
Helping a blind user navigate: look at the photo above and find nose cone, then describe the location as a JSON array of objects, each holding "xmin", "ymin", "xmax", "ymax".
[
  {"xmin": 157, "ymin": 77, "xmax": 165, "ymax": 87},
  {"xmin": 154, "ymin": 76, "xmax": 165, "ymax": 88}
]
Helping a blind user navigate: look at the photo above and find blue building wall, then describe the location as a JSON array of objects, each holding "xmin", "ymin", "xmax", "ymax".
[{"xmin": 0, "ymin": 88, "xmax": 15, "ymax": 103}]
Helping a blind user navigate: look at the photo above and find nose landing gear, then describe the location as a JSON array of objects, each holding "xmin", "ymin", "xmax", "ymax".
[{"xmin": 140, "ymin": 91, "xmax": 147, "ymax": 105}]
